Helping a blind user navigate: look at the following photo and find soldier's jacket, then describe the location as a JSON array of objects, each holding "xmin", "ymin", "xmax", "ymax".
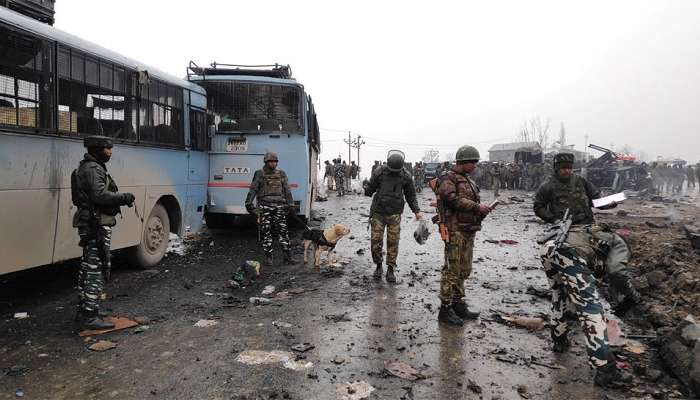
[
  {"xmin": 365, "ymin": 166, "xmax": 419, "ymax": 215},
  {"xmin": 436, "ymin": 169, "xmax": 481, "ymax": 232},
  {"xmin": 324, "ymin": 164, "xmax": 333, "ymax": 177},
  {"xmin": 533, "ymin": 174, "xmax": 600, "ymax": 225},
  {"xmin": 246, "ymin": 166, "xmax": 293, "ymax": 208},
  {"xmin": 73, "ymin": 153, "xmax": 124, "ymax": 227}
]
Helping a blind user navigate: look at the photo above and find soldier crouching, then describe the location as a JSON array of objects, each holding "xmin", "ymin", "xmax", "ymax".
[
  {"xmin": 72, "ymin": 136, "xmax": 134, "ymax": 330},
  {"xmin": 534, "ymin": 152, "xmax": 643, "ymax": 388}
]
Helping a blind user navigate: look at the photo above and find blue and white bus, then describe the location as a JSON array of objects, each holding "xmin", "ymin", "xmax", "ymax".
[
  {"xmin": 0, "ymin": 7, "xmax": 210, "ymax": 275},
  {"xmin": 186, "ymin": 63, "xmax": 320, "ymax": 226}
]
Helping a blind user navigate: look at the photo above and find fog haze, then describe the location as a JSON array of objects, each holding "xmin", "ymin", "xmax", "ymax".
[{"xmin": 55, "ymin": 0, "xmax": 700, "ymax": 172}]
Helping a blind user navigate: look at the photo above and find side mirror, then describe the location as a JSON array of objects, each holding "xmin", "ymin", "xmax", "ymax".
[{"xmin": 207, "ymin": 125, "xmax": 216, "ymax": 137}]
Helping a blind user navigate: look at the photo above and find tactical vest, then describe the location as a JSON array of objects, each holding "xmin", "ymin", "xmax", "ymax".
[
  {"xmin": 371, "ymin": 168, "xmax": 406, "ymax": 215},
  {"xmin": 548, "ymin": 175, "xmax": 594, "ymax": 224},
  {"xmin": 72, "ymin": 159, "xmax": 120, "ymax": 227},
  {"xmin": 257, "ymin": 168, "xmax": 286, "ymax": 204},
  {"xmin": 441, "ymin": 171, "xmax": 482, "ymax": 232}
]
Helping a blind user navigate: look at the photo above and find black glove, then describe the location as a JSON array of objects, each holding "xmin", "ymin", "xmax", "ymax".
[
  {"xmin": 122, "ymin": 193, "xmax": 135, "ymax": 207},
  {"xmin": 246, "ymin": 205, "xmax": 257, "ymax": 217}
]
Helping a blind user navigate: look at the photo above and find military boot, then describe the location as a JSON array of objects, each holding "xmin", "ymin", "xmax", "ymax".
[
  {"xmin": 264, "ymin": 254, "xmax": 273, "ymax": 268},
  {"xmin": 594, "ymin": 360, "xmax": 633, "ymax": 388},
  {"xmin": 385, "ymin": 265, "xmax": 397, "ymax": 283},
  {"xmin": 373, "ymin": 264, "xmax": 383, "ymax": 280},
  {"xmin": 551, "ymin": 330, "xmax": 571, "ymax": 353},
  {"xmin": 452, "ymin": 301, "xmax": 479, "ymax": 320},
  {"xmin": 438, "ymin": 304, "xmax": 464, "ymax": 326},
  {"xmin": 76, "ymin": 311, "xmax": 114, "ymax": 330}
]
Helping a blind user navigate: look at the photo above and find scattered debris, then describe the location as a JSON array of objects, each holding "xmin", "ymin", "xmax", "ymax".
[
  {"xmin": 384, "ymin": 361, "xmax": 424, "ymax": 381},
  {"xmin": 231, "ymin": 261, "xmax": 261, "ymax": 287},
  {"xmin": 466, "ymin": 379, "xmax": 482, "ymax": 394},
  {"xmin": 491, "ymin": 312, "xmax": 547, "ymax": 330},
  {"xmin": 13, "ymin": 312, "xmax": 28, "ymax": 319},
  {"xmin": 336, "ymin": 381, "xmax": 375, "ymax": 400},
  {"xmin": 684, "ymin": 225, "xmax": 700, "ymax": 250},
  {"xmin": 525, "ymin": 285, "xmax": 551, "ymax": 299},
  {"xmin": 79, "ymin": 317, "xmax": 139, "ymax": 337},
  {"xmin": 283, "ymin": 359, "xmax": 314, "ymax": 371},
  {"xmin": 325, "ymin": 313, "xmax": 352, "ymax": 323},
  {"xmin": 482, "ymin": 282, "xmax": 500, "ymax": 290},
  {"xmin": 166, "ymin": 233, "xmax": 186, "ymax": 255},
  {"xmin": 291, "ymin": 343, "xmax": 315, "ymax": 353},
  {"xmin": 356, "ymin": 248, "xmax": 365, "ymax": 255},
  {"xmin": 508, "ymin": 196, "xmax": 525, "ymax": 203},
  {"xmin": 261, "ymin": 285, "xmax": 276, "ymax": 295},
  {"xmin": 235, "ymin": 350, "xmax": 294, "ymax": 365},
  {"xmin": 645, "ymin": 221, "xmax": 668, "ymax": 229},
  {"xmin": 4, "ymin": 365, "xmax": 29, "ymax": 377},
  {"xmin": 500, "ymin": 239, "xmax": 519, "ymax": 245},
  {"xmin": 331, "ymin": 355, "xmax": 345, "ymax": 365},
  {"xmin": 15, "ymin": 389, "xmax": 24, "ymax": 398},
  {"xmin": 88, "ymin": 340, "xmax": 117, "ymax": 352},
  {"xmin": 194, "ymin": 319, "xmax": 218, "ymax": 328},
  {"xmin": 660, "ymin": 318, "xmax": 700, "ymax": 397},
  {"xmin": 133, "ymin": 325, "xmax": 150, "ymax": 334},
  {"xmin": 249, "ymin": 297, "xmax": 271, "ymax": 305},
  {"xmin": 272, "ymin": 320, "xmax": 292, "ymax": 329}
]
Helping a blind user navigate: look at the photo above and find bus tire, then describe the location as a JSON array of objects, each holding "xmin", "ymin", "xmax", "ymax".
[{"xmin": 129, "ymin": 203, "xmax": 170, "ymax": 268}]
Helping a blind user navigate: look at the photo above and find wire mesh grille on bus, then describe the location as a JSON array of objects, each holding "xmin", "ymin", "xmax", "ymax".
[{"xmin": 202, "ymin": 81, "xmax": 302, "ymax": 133}]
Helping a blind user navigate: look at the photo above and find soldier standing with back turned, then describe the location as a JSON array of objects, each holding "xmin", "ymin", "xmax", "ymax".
[
  {"xmin": 246, "ymin": 152, "xmax": 295, "ymax": 267},
  {"xmin": 534, "ymin": 153, "xmax": 641, "ymax": 388},
  {"xmin": 364, "ymin": 150, "xmax": 422, "ymax": 282},
  {"xmin": 72, "ymin": 136, "xmax": 135, "ymax": 330},
  {"xmin": 433, "ymin": 145, "xmax": 491, "ymax": 326}
]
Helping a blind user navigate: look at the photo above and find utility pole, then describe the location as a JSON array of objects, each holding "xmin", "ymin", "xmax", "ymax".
[
  {"xmin": 353, "ymin": 135, "xmax": 365, "ymax": 179},
  {"xmin": 343, "ymin": 131, "xmax": 352, "ymax": 162}
]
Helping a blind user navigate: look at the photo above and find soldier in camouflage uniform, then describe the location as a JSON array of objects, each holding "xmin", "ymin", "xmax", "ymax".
[
  {"xmin": 365, "ymin": 150, "xmax": 422, "ymax": 283},
  {"xmin": 246, "ymin": 152, "xmax": 295, "ymax": 267},
  {"xmin": 72, "ymin": 136, "xmax": 135, "ymax": 330},
  {"xmin": 334, "ymin": 158, "xmax": 346, "ymax": 196},
  {"xmin": 534, "ymin": 153, "xmax": 639, "ymax": 388},
  {"xmin": 434, "ymin": 145, "xmax": 491, "ymax": 326}
]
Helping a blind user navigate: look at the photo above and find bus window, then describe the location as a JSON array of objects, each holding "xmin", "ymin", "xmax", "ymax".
[
  {"xmin": 0, "ymin": 23, "xmax": 54, "ymax": 131},
  {"xmin": 200, "ymin": 81, "xmax": 302, "ymax": 134},
  {"xmin": 139, "ymin": 78, "xmax": 184, "ymax": 146}
]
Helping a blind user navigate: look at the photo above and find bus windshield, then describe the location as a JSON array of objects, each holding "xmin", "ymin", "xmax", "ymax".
[{"xmin": 200, "ymin": 81, "xmax": 302, "ymax": 134}]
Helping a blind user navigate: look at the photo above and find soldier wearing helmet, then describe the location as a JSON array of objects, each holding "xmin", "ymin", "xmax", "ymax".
[
  {"xmin": 364, "ymin": 150, "xmax": 422, "ymax": 282},
  {"xmin": 433, "ymin": 145, "xmax": 491, "ymax": 326},
  {"xmin": 246, "ymin": 151, "xmax": 295, "ymax": 266},
  {"xmin": 71, "ymin": 136, "xmax": 135, "ymax": 330},
  {"xmin": 534, "ymin": 152, "xmax": 641, "ymax": 388}
]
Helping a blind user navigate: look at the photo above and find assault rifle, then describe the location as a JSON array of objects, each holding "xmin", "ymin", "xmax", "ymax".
[{"xmin": 537, "ymin": 208, "xmax": 573, "ymax": 254}]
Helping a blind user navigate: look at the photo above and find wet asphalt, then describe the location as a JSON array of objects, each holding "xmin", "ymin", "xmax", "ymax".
[{"xmin": 0, "ymin": 188, "xmax": 631, "ymax": 399}]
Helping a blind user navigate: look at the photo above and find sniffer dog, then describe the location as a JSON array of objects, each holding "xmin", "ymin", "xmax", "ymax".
[{"xmin": 302, "ymin": 224, "xmax": 351, "ymax": 267}]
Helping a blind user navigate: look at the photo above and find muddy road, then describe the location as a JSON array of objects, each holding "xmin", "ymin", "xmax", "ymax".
[{"xmin": 0, "ymin": 189, "xmax": 691, "ymax": 399}]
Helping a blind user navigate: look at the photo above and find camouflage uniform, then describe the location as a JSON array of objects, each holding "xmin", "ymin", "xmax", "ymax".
[
  {"xmin": 246, "ymin": 161, "xmax": 294, "ymax": 261},
  {"xmin": 334, "ymin": 160, "xmax": 346, "ymax": 196},
  {"xmin": 534, "ymin": 156, "xmax": 640, "ymax": 372},
  {"xmin": 72, "ymin": 137, "xmax": 134, "ymax": 328},
  {"xmin": 435, "ymin": 169, "xmax": 481, "ymax": 303},
  {"xmin": 365, "ymin": 165, "xmax": 419, "ymax": 272},
  {"xmin": 324, "ymin": 161, "xmax": 334, "ymax": 190}
]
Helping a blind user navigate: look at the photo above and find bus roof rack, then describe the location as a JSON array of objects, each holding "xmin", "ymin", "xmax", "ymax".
[{"xmin": 187, "ymin": 61, "xmax": 293, "ymax": 80}]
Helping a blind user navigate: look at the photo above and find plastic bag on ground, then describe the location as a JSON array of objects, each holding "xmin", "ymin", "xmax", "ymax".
[{"xmin": 413, "ymin": 219, "xmax": 431, "ymax": 245}]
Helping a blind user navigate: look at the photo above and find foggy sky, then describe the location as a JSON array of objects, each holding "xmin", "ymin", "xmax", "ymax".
[{"xmin": 55, "ymin": 0, "xmax": 700, "ymax": 174}]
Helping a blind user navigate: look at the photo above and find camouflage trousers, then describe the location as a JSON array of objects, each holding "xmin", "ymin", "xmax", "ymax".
[
  {"xmin": 77, "ymin": 225, "xmax": 112, "ymax": 314},
  {"xmin": 541, "ymin": 241, "xmax": 610, "ymax": 368},
  {"xmin": 370, "ymin": 213, "xmax": 401, "ymax": 267},
  {"xmin": 335, "ymin": 174, "xmax": 345, "ymax": 196},
  {"xmin": 440, "ymin": 231, "xmax": 475, "ymax": 303},
  {"xmin": 259, "ymin": 204, "xmax": 289, "ymax": 256}
]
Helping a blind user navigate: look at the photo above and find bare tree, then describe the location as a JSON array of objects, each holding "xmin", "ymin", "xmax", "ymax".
[
  {"xmin": 444, "ymin": 153, "xmax": 455, "ymax": 162},
  {"xmin": 517, "ymin": 116, "xmax": 551, "ymax": 151},
  {"xmin": 422, "ymin": 149, "xmax": 440, "ymax": 163}
]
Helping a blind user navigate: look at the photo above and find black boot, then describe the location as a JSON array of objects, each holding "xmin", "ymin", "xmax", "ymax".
[
  {"xmin": 438, "ymin": 304, "xmax": 464, "ymax": 326},
  {"xmin": 452, "ymin": 301, "xmax": 479, "ymax": 320},
  {"xmin": 373, "ymin": 264, "xmax": 383, "ymax": 280},
  {"xmin": 76, "ymin": 311, "xmax": 114, "ymax": 330},
  {"xmin": 594, "ymin": 360, "xmax": 633, "ymax": 388},
  {"xmin": 264, "ymin": 254, "xmax": 273, "ymax": 267},
  {"xmin": 385, "ymin": 265, "xmax": 397, "ymax": 283}
]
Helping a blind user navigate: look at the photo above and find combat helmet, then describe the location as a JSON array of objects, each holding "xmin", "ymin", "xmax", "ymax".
[
  {"xmin": 264, "ymin": 152, "xmax": 279, "ymax": 162},
  {"xmin": 386, "ymin": 149, "xmax": 405, "ymax": 172},
  {"xmin": 455, "ymin": 145, "xmax": 480, "ymax": 162},
  {"xmin": 83, "ymin": 136, "xmax": 113, "ymax": 149},
  {"xmin": 553, "ymin": 153, "xmax": 574, "ymax": 168}
]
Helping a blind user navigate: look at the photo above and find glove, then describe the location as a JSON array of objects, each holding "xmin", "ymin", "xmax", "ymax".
[
  {"xmin": 122, "ymin": 193, "xmax": 135, "ymax": 207},
  {"xmin": 246, "ymin": 205, "xmax": 257, "ymax": 217}
]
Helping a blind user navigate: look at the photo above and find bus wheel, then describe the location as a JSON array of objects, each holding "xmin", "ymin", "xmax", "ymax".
[{"xmin": 129, "ymin": 204, "xmax": 170, "ymax": 268}]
